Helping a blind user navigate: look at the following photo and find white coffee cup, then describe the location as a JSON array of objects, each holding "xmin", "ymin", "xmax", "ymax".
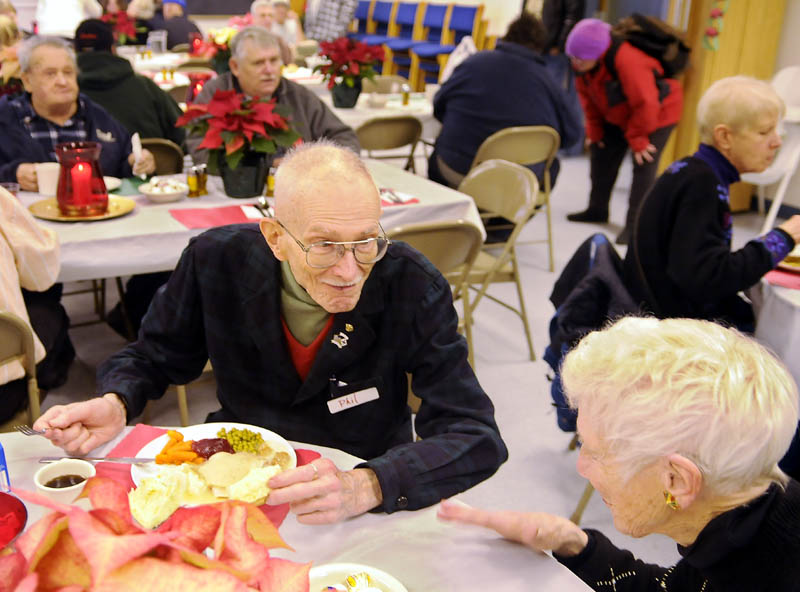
[{"xmin": 35, "ymin": 162, "xmax": 61, "ymax": 196}]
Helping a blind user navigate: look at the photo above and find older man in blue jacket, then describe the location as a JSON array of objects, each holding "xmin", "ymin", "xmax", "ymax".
[
  {"xmin": 34, "ymin": 140, "xmax": 508, "ymax": 525},
  {"xmin": 0, "ymin": 35, "xmax": 155, "ymax": 190}
]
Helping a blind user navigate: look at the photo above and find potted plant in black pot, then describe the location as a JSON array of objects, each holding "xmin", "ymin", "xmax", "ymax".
[{"xmin": 176, "ymin": 89, "xmax": 300, "ymax": 198}]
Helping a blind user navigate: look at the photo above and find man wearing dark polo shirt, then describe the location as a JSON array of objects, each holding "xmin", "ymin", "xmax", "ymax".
[{"xmin": 34, "ymin": 140, "xmax": 508, "ymax": 524}]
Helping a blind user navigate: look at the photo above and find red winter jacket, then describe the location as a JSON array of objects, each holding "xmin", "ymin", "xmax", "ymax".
[{"xmin": 575, "ymin": 41, "xmax": 683, "ymax": 152}]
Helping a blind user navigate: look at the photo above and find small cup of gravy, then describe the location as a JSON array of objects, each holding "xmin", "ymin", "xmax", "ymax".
[{"xmin": 34, "ymin": 459, "xmax": 96, "ymax": 504}]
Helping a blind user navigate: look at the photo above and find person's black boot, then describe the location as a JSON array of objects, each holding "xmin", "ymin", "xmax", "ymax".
[{"xmin": 566, "ymin": 208, "xmax": 608, "ymax": 223}]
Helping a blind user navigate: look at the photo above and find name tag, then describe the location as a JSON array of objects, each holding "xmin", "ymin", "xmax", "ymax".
[{"xmin": 327, "ymin": 387, "xmax": 380, "ymax": 414}]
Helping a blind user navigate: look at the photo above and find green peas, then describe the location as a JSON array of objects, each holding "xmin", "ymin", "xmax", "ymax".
[{"xmin": 217, "ymin": 427, "xmax": 264, "ymax": 453}]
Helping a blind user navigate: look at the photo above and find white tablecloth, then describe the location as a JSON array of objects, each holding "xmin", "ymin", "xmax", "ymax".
[
  {"xmin": 19, "ymin": 160, "xmax": 482, "ymax": 283},
  {"xmin": 320, "ymin": 91, "xmax": 441, "ymax": 140},
  {"xmin": 0, "ymin": 430, "xmax": 590, "ymax": 591},
  {"xmin": 752, "ymin": 280, "xmax": 800, "ymax": 385}
]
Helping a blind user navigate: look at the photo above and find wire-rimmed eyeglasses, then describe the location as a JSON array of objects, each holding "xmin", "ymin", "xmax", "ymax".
[{"xmin": 276, "ymin": 219, "xmax": 391, "ymax": 269}]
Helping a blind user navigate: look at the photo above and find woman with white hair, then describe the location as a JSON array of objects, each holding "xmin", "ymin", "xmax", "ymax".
[
  {"xmin": 439, "ymin": 316, "xmax": 800, "ymax": 589},
  {"xmin": 625, "ymin": 75, "xmax": 800, "ymax": 332}
]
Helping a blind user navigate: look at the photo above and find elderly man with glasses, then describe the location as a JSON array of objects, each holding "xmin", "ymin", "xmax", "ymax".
[{"xmin": 34, "ymin": 140, "xmax": 508, "ymax": 524}]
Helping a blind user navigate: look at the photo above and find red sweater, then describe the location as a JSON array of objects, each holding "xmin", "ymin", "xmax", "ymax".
[
  {"xmin": 575, "ymin": 41, "xmax": 683, "ymax": 152},
  {"xmin": 281, "ymin": 315, "xmax": 335, "ymax": 381}
]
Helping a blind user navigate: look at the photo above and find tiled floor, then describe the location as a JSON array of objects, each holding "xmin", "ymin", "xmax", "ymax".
[{"xmin": 46, "ymin": 150, "xmax": 769, "ymax": 567}]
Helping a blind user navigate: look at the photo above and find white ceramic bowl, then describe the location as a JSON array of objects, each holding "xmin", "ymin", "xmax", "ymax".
[
  {"xmin": 34, "ymin": 459, "xmax": 96, "ymax": 504},
  {"xmin": 139, "ymin": 180, "xmax": 189, "ymax": 204}
]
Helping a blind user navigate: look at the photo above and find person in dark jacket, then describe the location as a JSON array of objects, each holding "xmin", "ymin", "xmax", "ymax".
[
  {"xmin": 0, "ymin": 35, "xmax": 155, "ymax": 189},
  {"xmin": 624, "ymin": 75, "xmax": 800, "ymax": 332},
  {"xmin": 565, "ymin": 18, "xmax": 683, "ymax": 244},
  {"xmin": 34, "ymin": 141, "xmax": 508, "ymax": 525},
  {"xmin": 74, "ymin": 19, "xmax": 184, "ymax": 146},
  {"xmin": 147, "ymin": 0, "xmax": 200, "ymax": 50},
  {"xmin": 429, "ymin": 12, "xmax": 582, "ymax": 190},
  {"xmin": 440, "ymin": 316, "xmax": 800, "ymax": 591}
]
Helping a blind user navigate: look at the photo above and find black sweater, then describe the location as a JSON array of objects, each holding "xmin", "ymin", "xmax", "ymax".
[
  {"xmin": 624, "ymin": 144, "xmax": 793, "ymax": 327},
  {"xmin": 557, "ymin": 479, "xmax": 800, "ymax": 591}
]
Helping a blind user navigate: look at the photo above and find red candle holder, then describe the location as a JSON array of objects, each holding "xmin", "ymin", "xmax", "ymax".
[
  {"xmin": 189, "ymin": 32, "xmax": 203, "ymax": 55},
  {"xmin": 55, "ymin": 142, "xmax": 108, "ymax": 217},
  {"xmin": 187, "ymin": 72, "xmax": 212, "ymax": 103}
]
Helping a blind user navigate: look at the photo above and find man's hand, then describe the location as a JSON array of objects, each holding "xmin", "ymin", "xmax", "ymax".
[
  {"xmin": 778, "ymin": 214, "xmax": 800, "ymax": 244},
  {"xmin": 128, "ymin": 149, "xmax": 156, "ymax": 176},
  {"xmin": 16, "ymin": 163, "xmax": 38, "ymax": 191},
  {"xmin": 266, "ymin": 459, "xmax": 383, "ymax": 524},
  {"xmin": 437, "ymin": 499, "xmax": 589, "ymax": 557},
  {"xmin": 33, "ymin": 393, "xmax": 127, "ymax": 455},
  {"xmin": 633, "ymin": 143, "xmax": 657, "ymax": 166}
]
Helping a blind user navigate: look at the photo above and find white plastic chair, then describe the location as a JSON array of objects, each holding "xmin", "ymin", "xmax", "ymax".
[{"xmin": 740, "ymin": 66, "xmax": 800, "ymax": 234}]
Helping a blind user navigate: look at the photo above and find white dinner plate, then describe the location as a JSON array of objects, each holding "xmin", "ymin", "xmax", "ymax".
[
  {"xmin": 309, "ymin": 563, "xmax": 408, "ymax": 592},
  {"xmin": 103, "ymin": 176, "xmax": 122, "ymax": 191},
  {"xmin": 130, "ymin": 422, "xmax": 297, "ymax": 486}
]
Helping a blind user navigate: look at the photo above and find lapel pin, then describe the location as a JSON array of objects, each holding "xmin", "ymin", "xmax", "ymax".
[
  {"xmin": 345, "ymin": 323, "xmax": 354, "ymax": 332},
  {"xmin": 331, "ymin": 332, "xmax": 349, "ymax": 349}
]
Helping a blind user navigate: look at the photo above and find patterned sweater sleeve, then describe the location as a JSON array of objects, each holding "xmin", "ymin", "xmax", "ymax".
[{"xmin": 556, "ymin": 530, "xmax": 675, "ymax": 591}]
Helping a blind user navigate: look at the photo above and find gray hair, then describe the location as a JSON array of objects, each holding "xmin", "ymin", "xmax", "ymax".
[
  {"xmin": 230, "ymin": 26, "xmax": 280, "ymax": 60},
  {"xmin": 697, "ymin": 75, "xmax": 785, "ymax": 144},
  {"xmin": 250, "ymin": 0, "xmax": 272, "ymax": 12},
  {"xmin": 19, "ymin": 36, "xmax": 76, "ymax": 72},
  {"xmin": 562, "ymin": 317, "xmax": 799, "ymax": 496}
]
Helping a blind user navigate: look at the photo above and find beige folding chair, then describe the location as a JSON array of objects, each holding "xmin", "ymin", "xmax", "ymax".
[
  {"xmin": 168, "ymin": 84, "xmax": 189, "ymax": 104},
  {"xmin": 387, "ymin": 219, "xmax": 483, "ymax": 367},
  {"xmin": 356, "ymin": 116, "xmax": 422, "ymax": 172},
  {"xmin": 0, "ymin": 311, "xmax": 41, "ymax": 427},
  {"xmin": 451, "ymin": 159, "xmax": 540, "ymax": 361},
  {"xmin": 294, "ymin": 39, "xmax": 319, "ymax": 66},
  {"xmin": 361, "ymin": 74, "xmax": 410, "ymax": 94},
  {"xmin": 470, "ymin": 126, "xmax": 561, "ymax": 272},
  {"xmin": 141, "ymin": 138, "xmax": 185, "ymax": 175},
  {"xmin": 171, "ymin": 43, "xmax": 190, "ymax": 53},
  {"xmin": 176, "ymin": 60, "xmax": 215, "ymax": 74}
]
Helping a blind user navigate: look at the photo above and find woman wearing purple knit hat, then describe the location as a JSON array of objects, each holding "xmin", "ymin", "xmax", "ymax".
[{"xmin": 565, "ymin": 18, "xmax": 683, "ymax": 244}]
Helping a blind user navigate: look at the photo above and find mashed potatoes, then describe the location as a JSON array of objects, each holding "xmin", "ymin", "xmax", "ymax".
[{"xmin": 129, "ymin": 453, "xmax": 284, "ymax": 528}]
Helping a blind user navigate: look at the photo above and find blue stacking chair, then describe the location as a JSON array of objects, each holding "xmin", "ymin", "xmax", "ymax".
[
  {"xmin": 410, "ymin": 4, "xmax": 484, "ymax": 90},
  {"xmin": 378, "ymin": 2, "xmax": 423, "ymax": 75},
  {"xmin": 346, "ymin": 0, "xmax": 374, "ymax": 40},
  {"xmin": 360, "ymin": 2, "xmax": 419, "ymax": 46},
  {"xmin": 357, "ymin": 0, "xmax": 394, "ymax": 44},
  {"xmin": 384, "ymin": 3, "xmax": 450, "ymax": 79}
]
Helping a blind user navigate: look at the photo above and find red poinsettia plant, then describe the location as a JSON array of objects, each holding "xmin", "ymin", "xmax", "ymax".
[
  {"xmin": 313, "ymin": 37, "xmax": 385, "ymax": 90},
  {"xmin": 2, "ymin": 477, "xmax": 310, "ymax": 592},
  {"xmin": 176, "ymin": 89, "xmax": 301, "ymax": 172},
  {"xmin": 101, "ymin": 11, "xmax": 142, "ymax": 45}
]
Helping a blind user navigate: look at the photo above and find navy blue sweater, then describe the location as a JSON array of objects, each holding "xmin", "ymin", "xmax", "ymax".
[
  {"xmin": 432, "ymin": 41, "xmax": 582, "ymax": 179},
  {"xmin": 0, "ymin": 93, "xmax": 133, "ymax": 182}
]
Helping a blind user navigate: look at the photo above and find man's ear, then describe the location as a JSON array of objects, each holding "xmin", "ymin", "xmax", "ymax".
[
  {"xmin": 260, "ymin": 217, "xmax": 286, "ymax": 261},
  {"xmin": 661, "ymin": 454, "xmax": 704, "ymax": 510},
  {"xmin": 20, "ymin": 71, "xmax": 31, "ymax": 93},
  {"xmin": 229, "ymin": 56, "xmax": 239, "ymax": 78}
]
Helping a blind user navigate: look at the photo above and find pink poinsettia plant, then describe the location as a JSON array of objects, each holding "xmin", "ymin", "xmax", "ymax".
[
  {"xmin": 176, "ymin": 89, "xmax": 300, "ymax": 172},
  {"xmin": 1, "ymin": 477, "xmax": 310, "ymax": 592},
  {"xmin": 313, "ymin": 37, "xmax": 385, "ymax": 90}
]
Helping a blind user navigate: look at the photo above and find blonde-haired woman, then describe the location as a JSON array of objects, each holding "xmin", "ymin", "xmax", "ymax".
[
  {"xmin": 625, "ymin": 75, "xmax": 800, "ymax": 332},
  {"xmin": 0, "ymin": 14, "xmax": 20, "ymax": 97},
  {"xmin": 439, "ymin": 316, "xmax": 800, "ymax": 590}
]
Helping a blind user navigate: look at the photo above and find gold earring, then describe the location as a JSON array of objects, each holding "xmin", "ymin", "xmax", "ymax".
[{"xmin": 663, "ymin": 491, "xmax": 680, "ymax": 511}]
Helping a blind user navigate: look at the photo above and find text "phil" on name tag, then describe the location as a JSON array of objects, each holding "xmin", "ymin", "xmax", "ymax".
[{"xmin": 327, "ymin": 387, "xmax": 380, "ymax": 414}]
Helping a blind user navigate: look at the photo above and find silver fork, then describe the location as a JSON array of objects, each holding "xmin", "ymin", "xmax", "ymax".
[{"xmin": 15, "ymin": 425, "xmax": 45, "ymax": 436}]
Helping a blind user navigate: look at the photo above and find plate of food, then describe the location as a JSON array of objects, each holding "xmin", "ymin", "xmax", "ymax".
[
  {"xmin": 103, "ymin": 176, "xmax": 122, "ymax": 191},
  {"xmin": 309, "ymin": 563, "xmax": 408, "ymax": 592},
  {"xmin": 778, "ymin": 244, "xmax": 800, "ymax": 273},
  {"xmin": 128, "ymin": 423, "xmax": 296, "ymax": 528}
]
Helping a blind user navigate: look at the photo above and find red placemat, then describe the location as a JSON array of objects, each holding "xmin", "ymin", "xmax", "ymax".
[
  {"xmin": 96, "ymin": 424, "xmax": 321, "ymax": 528},
  {"xmin": 169, "ymin": 205, "xmax": 252, "ymax": 229},
  {"xmin": 765, "ymin": 268, "xmax": 800, "ymax": 290},
  {"xmin": 381, "ymin": 198, "xmax": 419, "ymax": 207}
]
